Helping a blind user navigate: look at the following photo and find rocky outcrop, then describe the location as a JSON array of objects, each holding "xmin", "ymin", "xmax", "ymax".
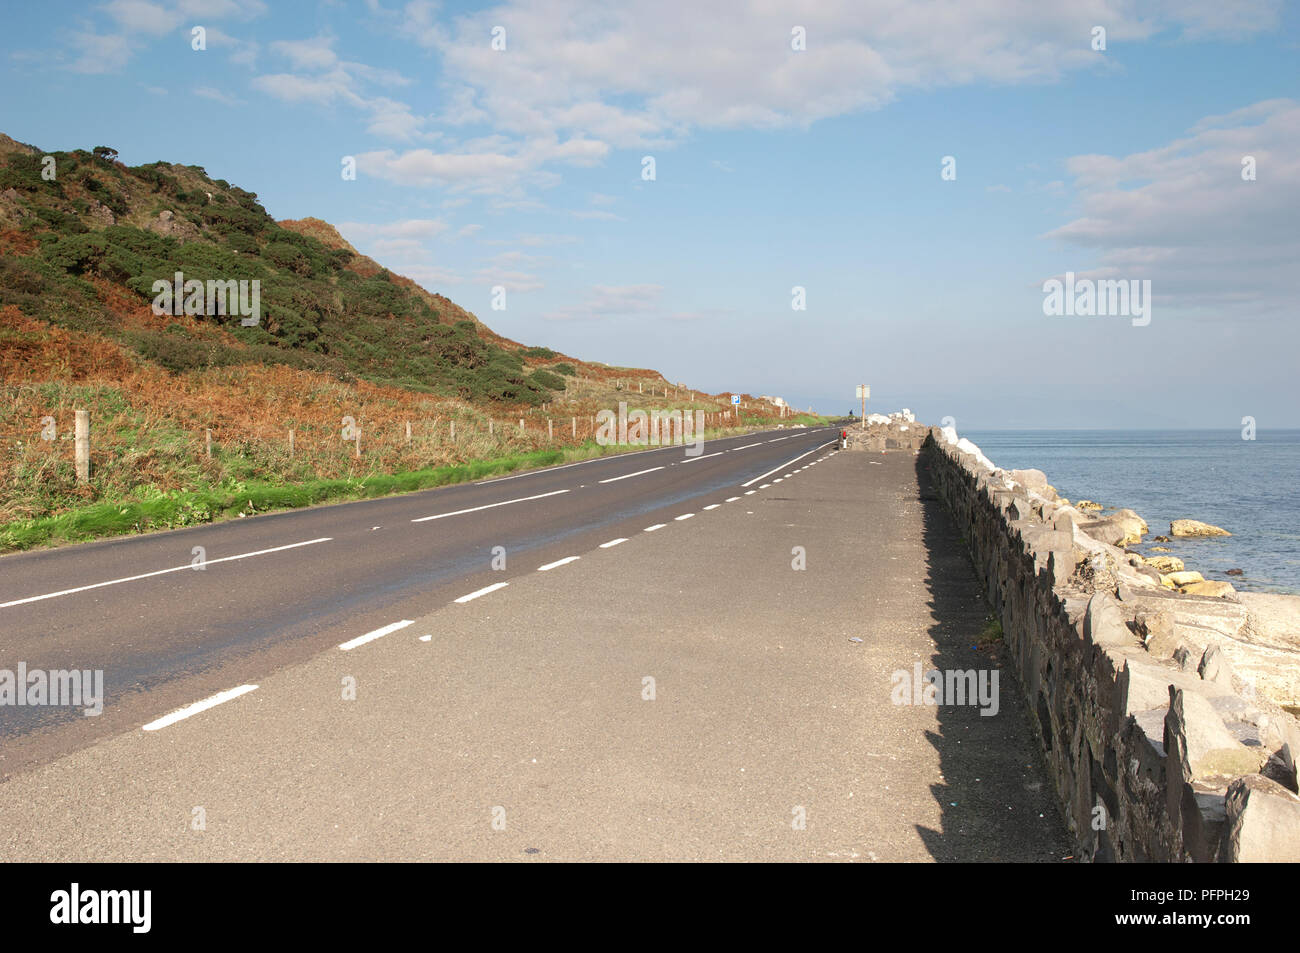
[
  {"xmin": 144, "ymin": 209, "xmax": 200, "ymax": 241},
  {"xmin": 924, "ymin": 426, "xmax": 1300, "ymax": 862}
]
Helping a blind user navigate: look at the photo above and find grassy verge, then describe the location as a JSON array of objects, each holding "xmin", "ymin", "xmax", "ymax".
[{"xmin": 0, "ymin": 422, "xmax": 803, "ymax": 553}]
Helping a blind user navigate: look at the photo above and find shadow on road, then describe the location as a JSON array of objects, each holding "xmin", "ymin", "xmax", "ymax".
[{"xmin": 911, "ymin": 449, "xmax": 1071, "ymax": 862}]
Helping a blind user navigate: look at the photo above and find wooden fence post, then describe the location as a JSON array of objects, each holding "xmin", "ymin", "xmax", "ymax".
[{"xmin": 74, "ymin": 410, "xmax": 90, "ymax": 483}]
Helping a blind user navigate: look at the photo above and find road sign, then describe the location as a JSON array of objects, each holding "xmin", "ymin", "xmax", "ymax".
[
  {"xmin": 855, "ymin": 385, "xmax": 870, "ymax": 399},
  {"xmin": 731, "ymin": 395, "xmax": 740, "ymax": 404}
]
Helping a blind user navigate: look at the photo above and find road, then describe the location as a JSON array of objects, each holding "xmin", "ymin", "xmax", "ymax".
[
  {"xmin": 0, "ymin": 425, "xmax": 1069, "ymax": 860},
  {"xmin": 0, "ymin": 426, "xmax": 839, "ymax": 775}
]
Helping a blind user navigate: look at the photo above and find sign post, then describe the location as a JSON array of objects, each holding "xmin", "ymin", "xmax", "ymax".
[
  {"xmin": 731, "ymin": 394, "xmax": 740, "ymax": 423},
  {"xmin": 855, "ymin": 385, "xmax": 870, "ymax": 430}
]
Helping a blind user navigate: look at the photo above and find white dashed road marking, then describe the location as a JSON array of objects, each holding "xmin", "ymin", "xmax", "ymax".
[
  {"xmin": 538, "ymin": 556, "xmax": 580, "ymax": 571},
  {"xmin": 339, "ymin": 619, "xmax": 415, "ymax": 651},
  {"xmin": 455, "ymin": 582, "xmax": 509, "ymax": 603},
  {"xmin": 142, "ymin": 685, "xmax": 258, "ymax": 732}
]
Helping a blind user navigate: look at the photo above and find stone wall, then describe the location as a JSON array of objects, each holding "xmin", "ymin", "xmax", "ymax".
[{"xmin": 922, "ymin": 428, "xmax": 1300, "ymax": 862}]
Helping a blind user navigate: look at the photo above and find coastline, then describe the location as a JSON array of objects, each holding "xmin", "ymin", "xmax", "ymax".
[
  {"xmin": 964, "ymin": 428, "xmax": 1300, "ymax": 596},
  {"xmin": 843, "ymin": 414, "xmax": 1300, "ymax": 713}
]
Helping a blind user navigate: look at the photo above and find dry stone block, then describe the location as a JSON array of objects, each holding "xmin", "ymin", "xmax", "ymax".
[{"xmin": 1223, "ymin": 775, "xmax": 1300, "ymax": 862}]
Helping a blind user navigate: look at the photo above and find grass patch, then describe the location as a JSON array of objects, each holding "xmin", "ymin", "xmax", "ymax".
[{"xmin": 977, "ymin": 616, "xmax": 1004, "ymax": 649}]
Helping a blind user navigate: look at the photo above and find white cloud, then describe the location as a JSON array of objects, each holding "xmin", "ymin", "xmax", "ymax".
[
  {"xmin": 338, "ymin": 219, "xmax": 450, "ymax": 240},
  {"xmin": 102, "ymin": 0, "xmax": 184, "ymax": 36},
  {"xmin": 193, "ymin": 85, "xmax": 244, "ymax": 105},
  {"xmin": 476, "ymin": 269, "xmax": 545, "ymax": 292},
  {"xmin": 1042, "ymin": 99, "xmax": 1300, "ymax": 318},
  {"xmin": 68, "ymin": 31, "xmax": 132, "ymax": 73},
  {"xmin": 412, "ymin": 0, "xmax": 1282, "ymax": 151},
  {"xmin": 339, "ymin": 0, "xmax": 1278, "ymax": 200},
  {"xmin": 543, "ymin": 283, "xmax": 663, "ymax": 320},
  {"xmin": 269, "ymin": 35, "xmax": 338, "ymax": 70},
  {"xmin": 62, "ymin": 0, "xmax": 266, "ymax": 72},
  {"xmin": 252, "ymin": 68, "xmax": 359, "ymax": 106}
]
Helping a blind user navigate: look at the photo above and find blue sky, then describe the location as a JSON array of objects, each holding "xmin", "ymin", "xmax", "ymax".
[{"xmin": 3, "ymin": 1, "xmax": 1298, "ymax": 427}]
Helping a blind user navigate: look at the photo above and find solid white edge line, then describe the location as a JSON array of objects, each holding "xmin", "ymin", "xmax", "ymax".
[
  {"xmin": 598, "ymin": 466, "xmax": 664, "ymax": 484},
  {"xmin": 599, "ymin": 538, "xmax": 629, "ymax": 548},
  {"xmin": 412, "ymin": 489, "xmax": 569, "ymax": 522},
  {"xmin": 538, "ymin": 556, "xmax": 580, "ymax": 571},
  {"xmin": 455, "ymin": 582, "xmax": 509, "ymax": 603},
  {"xmin": 1, "ymin": 538, "xmax": 334, "ymax": 610},
  {"xmin": 142, "ymin": 684, "xmax": 258, "ymax": 732},
  {"xmin": 339, "ymin": 619, "xmax": 415, "ymax": 651}
]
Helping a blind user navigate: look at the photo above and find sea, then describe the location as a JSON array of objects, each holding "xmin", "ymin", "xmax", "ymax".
[{"xmin": 961, "ymin": 430, "xmax": 1300, "ymax": 595}]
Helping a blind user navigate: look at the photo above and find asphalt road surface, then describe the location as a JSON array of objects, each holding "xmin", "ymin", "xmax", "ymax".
[{"xmin": 0, "ymin": 426, "xmax": 1069, "ymax": 860}]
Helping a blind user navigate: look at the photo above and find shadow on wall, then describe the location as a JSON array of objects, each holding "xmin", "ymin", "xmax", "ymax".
[{"xmin": 911, "ymin": 452, "xmax": 1072, "ymax": 861}]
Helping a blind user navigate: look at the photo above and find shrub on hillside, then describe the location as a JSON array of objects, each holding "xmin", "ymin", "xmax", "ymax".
[{"xmin": 530, "ymin": 369, "xmax": 566, "ymax": 391}]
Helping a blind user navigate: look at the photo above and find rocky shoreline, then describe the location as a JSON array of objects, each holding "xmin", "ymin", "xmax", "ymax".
[
  {"xmin": 886, "ymin": 413, "xmax": 1300, "ymax": 861},
  {"xmin": 844, "ymin": 411, "xmax": 1300, "ymax": 714}
]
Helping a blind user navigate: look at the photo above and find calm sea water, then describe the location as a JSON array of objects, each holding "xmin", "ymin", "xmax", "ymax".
[{"xmin": 962, "ymin": 430, "xmax": 1300, "ymax": 595}]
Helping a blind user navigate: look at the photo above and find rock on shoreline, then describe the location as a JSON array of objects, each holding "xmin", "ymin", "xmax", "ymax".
[{"xmin": 1172, "ymin": 518, "xmax": 1232, "ymax": 538}]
